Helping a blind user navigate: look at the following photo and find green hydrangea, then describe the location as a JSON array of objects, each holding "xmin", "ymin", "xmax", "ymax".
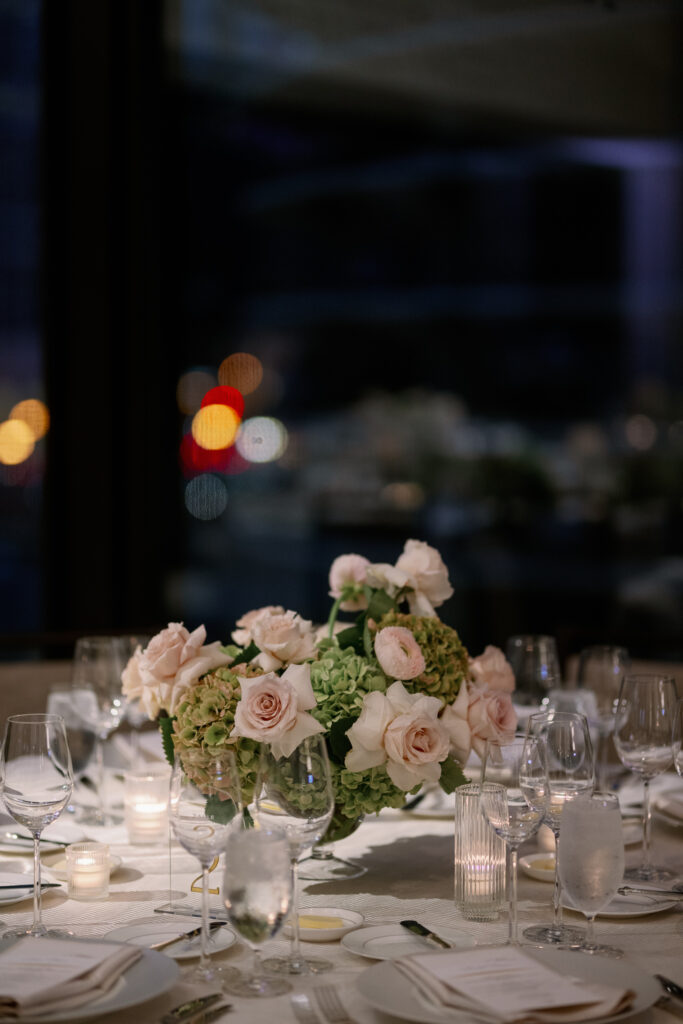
[
  {"xmin": 172, "ymin": 667, "xmax": 260, "ymax": 804},
  {"xmin": 330, "ymin": 761, "xmax": 415, "ymax": 825},
  {"xmin": 375, "ymin": 611, "xmax": 469, "ymax": 704},
  {"xmin": 309, "ymin": 639, "xmax": 388, "ymax": 729}
]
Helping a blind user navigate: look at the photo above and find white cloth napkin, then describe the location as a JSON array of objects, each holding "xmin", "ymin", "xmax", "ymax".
[
  {"xmin": 655, "ymin": 793, "xmax": 683, "ymax": 821},
  {"xmin": 0, "ymin": 937, "xmax": 141, "ymax": 1018},
  {"xmin": 393, "ymin": 947, "xmax": 634, "ymax": 1024}
]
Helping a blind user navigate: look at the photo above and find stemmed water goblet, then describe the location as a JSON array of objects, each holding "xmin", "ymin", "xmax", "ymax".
[
  {"xmin": 479, "ymin": 735, "xmax": 547, "ymax": 946},
  {"xmin": 505, "ymin": 635, "xmax": 561, "ymax": 706},
  {"xmin": 522, "ymin": 710, "xmax": 595, "ymax": 947},
  {"xmin": 0, "ymin": 713, "xmax": 73, "ymax": 938},
  {"xmin": 614, "ymin": 673, "xmax": 678, "ymax": 882},
  {"xmin": 222, "ymin": 827, "xmax": 294, "ymax": 998},
  {"xmin": 558, "ymin": 792, "xmax": 624, "ymax": 958},
  {"xmin": 576, "ymin": 645, "xmax": 631, "ymax": 789},
  {"xmin": 71, "ymin": 636, "xmax": 129, "ymax": 826},
  {"xmin": 46, "ymin": 685, "xmax": 98, "ymax": 818},
  {"xmin": 169, "ymin": 751, "xmax": 242, "ymax": 983},
  {"xmin": 253, "ymin": 734, "xmax": 334, "ymax": 975}
]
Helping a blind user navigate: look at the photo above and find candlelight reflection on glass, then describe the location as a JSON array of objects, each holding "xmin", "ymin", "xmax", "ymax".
[
  {"xmin": 454, "ymin": 783, "xmax": 506, "ymax": 921},
  {"xmin": 124, "ymin": 767, "xmax": 171, "ymax": 845}
]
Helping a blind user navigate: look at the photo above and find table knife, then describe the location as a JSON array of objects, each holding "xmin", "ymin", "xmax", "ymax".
[
  {"xmin": 0, "ymin": 882, "xmax": 61, "ymax": 890},
  {"xmin": 161, "ymin": 993, "xmax": 223, "ymax": 1023},
  {"xmin": 2, "ymin": 832, "xmax": 71, "ymax": 848},
  {"xmin": 657, "ymin": 975, "xmax": 683, "ymax": 1002},
  {"xmin": 151, "ymin": 920, "xmax": 224, "ymax": 951},
  {"xmin": 400, "ymin": 919, "xmax": 451, "ymax": 949},
  {"xmin": 618, "ymin": 885, "xmax": 683, "ymax": 900}
]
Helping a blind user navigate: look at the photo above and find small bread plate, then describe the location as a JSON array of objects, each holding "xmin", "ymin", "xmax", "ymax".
[
  {"xmin": 519, "ymin": 852, "xmax": 556, "ymax": 882},
  {"xmin": 47, "ymin": 853, "xmax": 123, "ymax": 882},
  {"xmin": 356, "ymin": 946, "xmax": 661, "ymax": 1024},
  {"xmin": 0, "ymin": 860, "xmax": 61, "ymax": 906},
  {"xmin": 564, "ymin": 891, "xmax": 677, "ymax": 918},
  {"xmin": 341, "ymin": 923, "xmax": 475, "ymax": 961},
  {"xmin": 104, "ymin": 917, "xmax": 237, "ymax": 960},
  {"xmin": 284, "ymin": 907, "xmax": 363, "ymax": 942}
]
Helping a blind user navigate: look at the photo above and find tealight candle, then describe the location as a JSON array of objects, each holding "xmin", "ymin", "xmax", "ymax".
[
  {"xmin": 66, "ymin": 842, "xmax": 110, "ymax": 900},
  {"xmin": 123, "ymin": 767, "xmax": 171, "ymax": 845}
]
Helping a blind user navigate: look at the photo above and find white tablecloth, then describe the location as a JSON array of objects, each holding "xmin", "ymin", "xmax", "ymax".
[{"xmin": 2, "ymin": 769, "xmax": 683, "ymax": 1023}]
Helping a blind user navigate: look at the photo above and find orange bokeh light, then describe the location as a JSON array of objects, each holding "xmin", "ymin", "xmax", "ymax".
[
  {"xmin": 0, "ymin": 419, "xmax": 35, "ymax": 465},
  {"xmin": 10, "ymin": 399, "xmax": 50, "ymax": 440},
  {"xmin": 191, "ymin": 404, "xmax": 240, "ymax": 451},
  {"xmin": 200, "ymin": 385, "xmax": 245, "ymax": 420},
  {"xmin": 218, "ymin": 352, "xmax": 263, "ymax": 395}
]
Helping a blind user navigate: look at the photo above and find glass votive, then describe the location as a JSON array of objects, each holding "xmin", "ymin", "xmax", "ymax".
[
  {"xmin": 123, "ymin": 766, "xmax": 171, "ymax": 845},
  {"xmin": 66, "ymin": 842, "xmax": 110, "ymax": 900},
  {"xmin": 454, "ymin": 783, "xmax": 506, "ymax": 921}
]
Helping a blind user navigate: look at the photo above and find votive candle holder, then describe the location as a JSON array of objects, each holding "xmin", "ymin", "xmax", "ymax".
[{"xmin": 66, "ymin": 842, "xmax": 110, "ymax": 900}]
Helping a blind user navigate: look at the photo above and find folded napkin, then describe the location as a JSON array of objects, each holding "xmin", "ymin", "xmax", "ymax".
[
  {"xmin": 0, "ymin": 937, "xmax": 141, "ymax": 1018},
  {"xmin": 655, "ymin": 793, "xmax": 683, "ymax": 821},
  {"xmin": 394, "ymin": 946, "xmax": 634, "ymax": 1024}
]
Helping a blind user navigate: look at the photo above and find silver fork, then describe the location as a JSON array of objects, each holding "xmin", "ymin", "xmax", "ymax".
[
  {"xmin": 314, "ymin": 985, "xmax": 355, "ymax": 1024},
  {"xmin": 291, "ymin": 993, "xmax": 321, "ymax": 1024}
]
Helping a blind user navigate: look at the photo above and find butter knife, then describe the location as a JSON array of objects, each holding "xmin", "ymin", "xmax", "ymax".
[
  {"xmin": 151, "ymin": 920, "xmax": 224, "ymax": 951},
  {"xmin": 618, "ymin": 886, "xmax": 683, "ymax": 900},
  {"xmin": 400, "ymin": 919, "xmax": 451, "ymax": 949},
  {"xmin": 161, "ymin": 993, "xmax": 223, "ymax": 1023}
]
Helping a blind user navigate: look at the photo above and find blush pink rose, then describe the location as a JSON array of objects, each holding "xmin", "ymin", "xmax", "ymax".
[
  {"xmin": 395, "ymin": 539, "xmax": 454, "ymax": 617},
  {"xmin": 231, "ymin": 663, "xmax": 324, "ymax": 758},
  {"xmin": 440, "ymin": 681, "xmax": 472, "ymax": 766},
  {"xmin": 469, "ymin": 645, "xmax": 515, "ymax": 694},
  {"xmin": 231, "ymin": 606, "xmax": 285, "ymax": 647},
  {"xmin": 466, "ymin": 685, "xmax": 518, "ymax": 758},
  {"xmin": 383, "ymin": 711, "xmax": 450, "ymax": 790},
  {"xmin": 250, "ymin": 609, "xmax": 317, "ymax": 672},
  {"xmin": 328, "ymin": 554, "xmax": 371, "ymax": 612},
  {"xmin": 374, "ymin": 626, "xmax": 425, "ymax": 681},
  {"xmin": 121, "ymin": 622, "xmax": 233, "ymax": 718}
]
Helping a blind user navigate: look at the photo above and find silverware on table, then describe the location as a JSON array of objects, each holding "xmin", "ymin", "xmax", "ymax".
[
  {"xmin": 193, "ymin": 1005, "xmax": 232, "ymax": 1023},
  {"xmin": 314, "ymin": 984, "xmax": 356, "ymax": 1024},
  {"xmin": 400, "ymin": 919, "xmax": 452, "ymax": 949},
  {"xmin": 2, "ymin": 832, "xmax": 71, "ymax": 848},
  {"xmin": 657, "ymin": 976, "xmax": 683, "ymax": 1002},
  {"xmin": 617, "ymin": 886, "xmax": 683, "ymax": 900},
  {"xmin": 161, "ymin": 993, "xmax": 223, "ymax": 1023},
  {"xmin": 150, "ymin": 920, "xmax": 224, "ymax": 951},
  {"xmin": 0, "ymin": 882, "xmax": 61, "ymax": 890}
]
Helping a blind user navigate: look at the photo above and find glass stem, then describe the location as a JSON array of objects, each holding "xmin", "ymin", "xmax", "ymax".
[
  {"xmin": 551, "ymin": 830, "xmax": 564, "ymax": 936},
  {"xmin": 94, "ymin": 733, "xmax": 106, "ymax": 824},
  {"xmin": 32, "ymin": 832, "xmax": 43, "ymax": 933},
  {"xmin": 584, "ymin": 913, "xmax": 596, "ymax": 951},
  {"xmin": 640, "ymin": 777, "xmax": 653, "ymax": 878},
  {"xmin": 289, "ymin": 857, "xmax": 303, "ymax": 967},
  {"xmin": 200, "ymin": 865, "xmax": 210, "ymax": 970},
  {"xmin": 508, "ymin": 846, "xmax": 519, "ymax": 945}
]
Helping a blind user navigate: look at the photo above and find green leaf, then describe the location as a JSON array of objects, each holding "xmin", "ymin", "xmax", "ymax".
[
  {"xmin": 335, "ymin": 624, "xmax": 364, "ymax": 654},
  {"xmin": 366, "ymin": 588, "xmax": 397, "ymax": 622},
  {"xmin": 205, "ymin": 794, "xmax": 239, "ymax": 825},
  {"xmin": 159, "ymin": 714, "xmax": 176, "ymax": 768},
  {"xmin": 230, "ymin": 640, "xmax": 260, "ymax": 668},
  {"xmin": 439, "ymin": 755, "xmax": 468, "ymax": 794},
  {"xmin": 328, "ymin": 716, "xmax": 355, "ymax": 762}
]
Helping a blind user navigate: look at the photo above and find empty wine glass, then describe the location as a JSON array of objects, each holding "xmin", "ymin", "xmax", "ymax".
[
  {"xmin": 222, "ymin": 827, "xmax": 293, "ymax": 998},
  {"xmin": 577, "ymin": 645, "xmax": 631, "ymax": 789},
  {"xmin": 0, "ymin": 714, "xmax": 73, "ymax": 938},
  {"xmin": 254, "ymin": 735, "xmax": 334, "ymax": 975},
  {"xmin": 46, "ymin": 686, "xmax": 97, "ymax": 817},
  {"xmin": 480, "ymin": 736, "xmax": 547, "ymax": 945},
  {"xmin": 505, "ymin": 635, "xmax": 561, "ymax": 706},
  {"xmin": 614, "ymin": 673, "xmax": 678, "ymax": 882},
  {"xmin": 522, "ymin": 710, "xmax": 595, "ymax": 947},
  {"xmin": 672, "ymin": 698, "xmax": 683, "ymax": 777},
  {"xmin": 169, "ymin": 751, "xmax": 242, "ymax": 983},
  {"xmin": 72, "ymin": 636, "xmax": 129, "ymax": 825},
  {"xmin": 558, "ymin": 793, "xmax": 624, "ymax": 957}
]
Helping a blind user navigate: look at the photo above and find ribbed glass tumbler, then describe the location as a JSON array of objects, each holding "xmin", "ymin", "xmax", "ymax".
[{"xmin": 454, "ymin": 783, "xmax": 506, "ymax": 921}]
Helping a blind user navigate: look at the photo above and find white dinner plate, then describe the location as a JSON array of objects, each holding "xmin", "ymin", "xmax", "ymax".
[
  {"xmin": 356, "ymin": 946, "xmax": 662, "ymax": 1024},
  {"xmin": 284, "ymin": 907, "xmax": 364, "ymax": 942},
  {"xmin": 563, "ymin": 891, "xmax": 677, "ymax": 918},
  {"xmin": 341, "ymin": 924, "xmax": 475, "ymax": 961},
  {"xmin": 0, "ymin": 939, "xmax": 179, "ymax": 1024},
  {"xmin": 47, "ymin": 854, "xmax": 123, "ymax": 882},
  {"xmin": 104, "ymin": 918, "xmax": 237, "ymax": 960},
  {"xmin": 519, "ymin": 852, "xmax": 556, "ymax": 882}
]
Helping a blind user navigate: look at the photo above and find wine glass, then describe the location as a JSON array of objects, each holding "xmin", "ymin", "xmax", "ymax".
[
  {"xmin": 522, "ymin": 710, "xmax": 595, "ymax": 947},
  {"xmin": 614, "ymin": 673, "xmax": 678, "ymax": 882},
  {"xmin": 46, "ymin": 685, "xmax": 98, "ymax": 817},
  {"xmin": 72, "ymin": 636, "xmax": 129, "ymax": 825},
  {"xmin": 479, "ymin": 735, "xmax": 547, "ymax": 945},
  {"xmin": 169, "ymin": 750, "xmax": 242, "ymax": 983},
  {"xmin": 253, "ymin": 735, "xmax": 334, "ymax": 975},
  {"xmin": 558, "ymin": 793, "xmax": 624, "ymax": 957},
  {"xmin": 0, "ymin": 714, "xmax": 73, "ymax": 938},
  {"xmin": 505, "ymin": 635, "xmax": 561, "ymax": 706},
  {"xmin": 222, "ymin": 827, "xmax": 293, "ymax": 998},
  {"xmin": 672, "ymin": 698, "xmax": 683, "ymax": 777},
  {"xmin": 576, "ymin": 645, "xmax": 631, "ymax": 789}
]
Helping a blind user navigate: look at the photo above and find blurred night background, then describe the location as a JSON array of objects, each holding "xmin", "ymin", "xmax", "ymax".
[{"xmin": 1, "ymin": 0, "xmax": 682, "ymax": 670}]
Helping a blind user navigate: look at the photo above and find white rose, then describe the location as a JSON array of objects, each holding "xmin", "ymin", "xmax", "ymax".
[
  {"xmin": 250, "ymin": 609, "xmax": 317, "ymax": 671},
  {"xmin": 395, "ymin": 539, "xmax": 453, "ymax": 616},
  {"xmin": 231, "ymin": 663, "xmax": 324, "ymax": 758},
  {"xmin": 440, "ymin": 681, "xmax": 472, "ymax": 766},
  {"xmin": 232, "ymin": 605, "xmax": 285, "ymax": 647}
]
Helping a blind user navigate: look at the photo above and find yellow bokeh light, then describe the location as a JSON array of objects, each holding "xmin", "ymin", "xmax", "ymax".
[
  {"xmin": 218, "ymin": 352, "xmax": 263, "ymax": 395},
  {"xmin": 10, "ymin": 398, "xmax": 50, "ymax": 440},
  {"xmin": 191, "ymin": 404, "xmax": 240, "ymax": 450},
  {"xmin": 0, "ymin": 419, "xmax": 35, "ymax": 465}
]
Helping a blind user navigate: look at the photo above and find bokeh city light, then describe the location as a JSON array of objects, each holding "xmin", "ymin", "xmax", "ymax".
[{"xmin": 218, "ymin": 352, "xmax": 263, "ymax": 395}]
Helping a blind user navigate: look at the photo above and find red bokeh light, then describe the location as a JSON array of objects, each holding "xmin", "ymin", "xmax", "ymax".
[
  {"xmin": 179, "ymin": 433, "xmax": 235, "ymax": 477},
  {"xmin": 200, "ymin": 385, "xmax": 245, "ymax": 420}
]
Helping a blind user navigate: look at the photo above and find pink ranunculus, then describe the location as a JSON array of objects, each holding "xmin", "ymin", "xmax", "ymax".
[
  {"xmin": 395, "ymin": 539, "xmax": 453, "ymax": 617},
  {"xmin": 250, "ymin": 609, "xmax": 317, "ymax": 672},
  {"xmin": 328, "ymin": 554, "xmax": 371, "ymax": 612},
  {"xmin": 466, "ymin": 684, "xmax": 518, "ymax": 759},
  {"xmin": 469, "ymin": 645, "xmax": 515, "ymax": 693},
  {"xmin": 374, "ymin": 626, "xmax": 425, "ymax": 681},
  {"xmin": 232, "ymin": 606, "xmax": 285, "ymax": 647},
  {"xmin": 231, "ymin": 663, "xmax": 324, "ymax": 758},
  {"xmin": 439, "ymin": 681, "xmax": 472, "ymax": 766},
  {"xmin": 121, "ymin": 622, "xmax": 233, "ymax": 718}
]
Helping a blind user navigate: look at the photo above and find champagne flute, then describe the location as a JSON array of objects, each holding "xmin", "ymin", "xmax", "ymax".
[
  {"xmin": 558, "ymin": 793, "xmax": 624, "ymax": 957},
  {"xmin": 480, "ymin": 735, "xmax": 547, "ymax": 945},
  {"xmin": 222, "ymin": 827, "xmax": 293, "ymax": 998},
  {"xmin": 576, "ymin": 645, "xmax": 631, "ymax": 789},
  {"xmin": 0, "ymin": 714, "xmax": 73, "ymax": 938},
  {"xmin": 169, "ymin": 750, "xmax": 242, "ymax": 983},
  {"xmin": 72, "ymin": 636, "xmax": 128, "ymax": 825},
  {"xmin": 522, "ymin": 710, "xmax": 595, "ymax": 947},
  {"xmin": 505, "ymin": 635, "xmax": 561, "ymax": 706},
  {"xmin": 614, "ymin": 673, "xmax": 678, "ymax": 882},
  {"xmin": 254, "ymin": 735, "xmax": 334, "ymax": 975}
]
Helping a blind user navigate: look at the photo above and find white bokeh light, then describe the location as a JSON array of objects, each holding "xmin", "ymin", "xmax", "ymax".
[
  {"xmin": 236, "ymin": 416, "xmax": 288, "ymax": 463},
  {"xmin": 184, "ymin": 474, "xmax": 228, "ymax": 520}
]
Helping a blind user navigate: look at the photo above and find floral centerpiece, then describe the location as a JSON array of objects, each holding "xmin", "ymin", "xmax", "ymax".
[{"xmin": 122, "ymin": 539, "xmax": 517, "ymax": 838}]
